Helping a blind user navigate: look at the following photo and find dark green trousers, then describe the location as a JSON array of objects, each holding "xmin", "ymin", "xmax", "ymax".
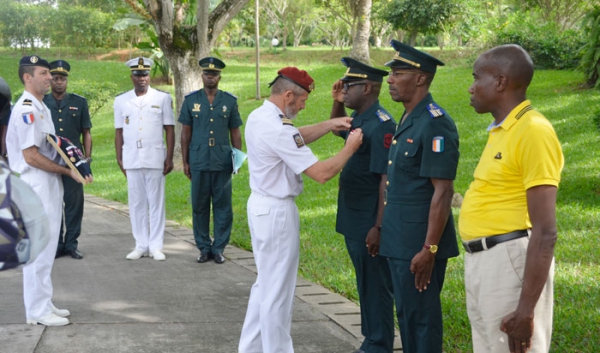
[
  {"xmin": 345, "ymin": 237, "xmax": 395, "ymax": 353},
  {"xmin": 57, "ymin": 174, "xmax": 84, "ymax": 252},
  {"xmin": 191, "ymin": 170, "xmax": 232, "ymax": 255},
  {"xmin": 387, "ymin": 257, "xmax": 448, "ymax": 353}
]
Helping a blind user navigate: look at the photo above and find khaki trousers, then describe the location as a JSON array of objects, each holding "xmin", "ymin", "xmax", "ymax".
[{"xmin": 464, "ymin": 236, "xmax": 554, "ymax": 353}]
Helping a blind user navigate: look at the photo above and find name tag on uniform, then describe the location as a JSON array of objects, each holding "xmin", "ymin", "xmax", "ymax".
[{"xmin": 69, "ymin": 106, "xmax": 79, "ymax": 110}]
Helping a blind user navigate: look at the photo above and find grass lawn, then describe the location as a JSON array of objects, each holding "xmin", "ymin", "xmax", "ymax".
[{"xmin": 0, "ymin": 47, "xmax": 598, "ymax": 352}]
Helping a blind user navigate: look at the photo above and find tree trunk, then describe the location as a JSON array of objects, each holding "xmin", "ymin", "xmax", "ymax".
[
  {"xmin": 409, "ymin": 30, "xmax": 418, "ymax": 46},
  {"xmin": 143, "ymin": 0, "xmax": 249, "ymax": 165},
  {"xmin": 349, "ymin": 0, "xmax": 371, "ymax": 64}
]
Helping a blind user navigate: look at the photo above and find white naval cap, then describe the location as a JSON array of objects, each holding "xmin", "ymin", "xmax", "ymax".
[{"xmin": 126, "ymin": 57, "xmax": 153, "ymax": 75}]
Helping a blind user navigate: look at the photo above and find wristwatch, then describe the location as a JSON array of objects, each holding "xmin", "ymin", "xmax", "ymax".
[{"xmin": 423, "ymin": 244, "xmax": 438, "ymax": 254}]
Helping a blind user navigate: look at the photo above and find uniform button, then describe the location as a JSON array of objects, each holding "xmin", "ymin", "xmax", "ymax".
[
  {"xmin": 73, "ymin": 114, "xmax": 76, "ymax": 116},
  {"xmin": 384, "ymin": 201, "xmax": 387, "ymax": 206},
  {"xmin": 139, "ymin": 127, "xmax": 142, "ymax": 130},
  {"xmin": 210, "ymin": 107, "xmax": 213, "ymax": 110},
  {"xmin": 210, "ymin": 119, "xmax": 213, "ymax": 122},
  {"xmin": 404, "ymin": 152, "xmax": 408, "ymax": 156},
  {"xmin": 58, "ymin": 109, "xmax": 62, "ymax": 113},
  {"xmin": 210, "ymin": 131, "xmax": 214, "ymax": 134},
  {"xmin": 392, "ymin": 140, "xmax": 397, "ymax": 145},
  {"xmin": 60, "ymin": 128, "xmax": 64, "ymax": 131},
  {"xmin": 388, "ymin": 160, "xmax": 392, "ymax": 165},
  {"xmin": 386, "ymin": 181, "xmax": 389, "ymax": 186},
  {"xmin": 59, "ymin": 119, "xmax": 63, "ymax": 122}
]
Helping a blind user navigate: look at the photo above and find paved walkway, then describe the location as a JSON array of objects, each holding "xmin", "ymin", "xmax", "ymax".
[{"xmin": 0, "ymin": 195, "xmax": 401, "ymax": 353}]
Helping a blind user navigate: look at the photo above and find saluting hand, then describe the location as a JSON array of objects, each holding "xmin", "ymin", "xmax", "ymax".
[{"xmin": 331, "ymin": 80, "xmax": 345, "ymax": 103}]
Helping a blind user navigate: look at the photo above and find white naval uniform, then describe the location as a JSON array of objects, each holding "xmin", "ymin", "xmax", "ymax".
[
  {"xmin": 7, "ymin": 91, "xmax": 64, "ymax": 320},
  {"xmin": 114, "ymin": 87, "xmax": 174, "ymax": 253},
  {"xmin": 239, "ymin": 100, "xmax": 318, "ymax": 353}
]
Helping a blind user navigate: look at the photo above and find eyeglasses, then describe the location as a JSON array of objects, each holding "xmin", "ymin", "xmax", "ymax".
[
  {"xmin": 390, "ymin": 70, "xmax": 419, "ymax": 77},
  {"xmin": 343, "ymin": 82, "xmax": 366, "ymax": 90}
]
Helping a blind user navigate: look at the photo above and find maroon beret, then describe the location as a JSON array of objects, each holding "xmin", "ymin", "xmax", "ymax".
[{"xmin": 269, "ymin": 67, "xmax": 315, "ymax": 93}]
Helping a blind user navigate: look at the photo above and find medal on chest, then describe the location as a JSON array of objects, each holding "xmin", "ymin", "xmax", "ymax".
[{"xmin": 125, "ymin": 116, "xmax": 130, "ymax": 125}]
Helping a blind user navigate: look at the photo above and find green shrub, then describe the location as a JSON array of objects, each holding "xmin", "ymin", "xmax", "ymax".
[
  {"xmin": 11, "ymin": 81, "xmax": 119, "ymax": 119},
  {"xmin": 491, "ymin": 13, "xmax": 585, "ymax": 69}
]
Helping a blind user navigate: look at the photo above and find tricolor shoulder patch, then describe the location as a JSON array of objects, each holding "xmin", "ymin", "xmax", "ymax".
[
  {"xmin": 427, "ymin": 103, "xmax": 445, "ymax": 118},
  {"xmin": 22, "ymin": 112, "xmax": 34, "ymax": 125},
  {"xmin": 376, "ymin": 110, "xmax": 391, "ymax": 122},
  {"xmin": 293, "ymin": 133, "xmax": 305, "ymax": 148},
  {"xmin": 432, "ymin": 136, "xmax": 444, "ymax": 153}
]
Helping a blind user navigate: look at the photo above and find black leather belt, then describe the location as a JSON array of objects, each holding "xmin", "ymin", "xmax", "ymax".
[{"xmin": 462, "ymin": 230, "xmax": 529, "ymax": 253}]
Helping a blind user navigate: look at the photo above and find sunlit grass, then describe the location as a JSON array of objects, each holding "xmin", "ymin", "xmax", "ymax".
[{"xmin": 0, "ymin": 47, "xmax": 597, "ymax": 352}]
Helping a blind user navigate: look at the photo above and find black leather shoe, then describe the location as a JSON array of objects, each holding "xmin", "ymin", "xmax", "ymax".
[
  {"xmin": 68, "ymin": 249, "xmax": 83, "ymax": 259},
  {"xmin": 214, "ymin": 253, "xmax": 225, "ymax": 264},
  {"xmin": 197, "ymin": 252, "xmax": 212, "ymax": 263}
]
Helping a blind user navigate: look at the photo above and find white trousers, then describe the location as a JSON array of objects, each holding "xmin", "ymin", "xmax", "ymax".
[
  {"xmin": 21, "ymin": 169, "xmax": 63, "ymax": 319},
  {"xmin": 126, "ymin": 168, "xmax": 166, "ymax": 252},
  {"xmin": 465, "ymin": 236, "xmax": 554, "ymax": 353},
  {"xmin": 239, "ymin": 193, "xmax": 299, "ymax": 353}
]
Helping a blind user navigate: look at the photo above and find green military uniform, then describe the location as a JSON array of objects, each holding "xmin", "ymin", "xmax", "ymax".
[
  {"xmin": 43, "ymin": 60, "xmax": 91, "ymax": 255},
  {"xmin": 334, "ymin": 58, "xmax": 396, "ymax": 353},
  {"xmin": 380, "ymin": 41, "xmax": 460, "ymax": 353},
  {"xmin": 178, "ymin": 59, "xmax": 243, "ymax": 257}
]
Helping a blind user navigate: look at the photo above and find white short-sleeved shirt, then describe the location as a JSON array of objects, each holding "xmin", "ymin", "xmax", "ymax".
[
  {"xmin": 114, "ymin": 87, "xmax": 175, "ymax": 170},
  {"xmin": 7, "ymin": 90, "xmax": 58, "ymax": 175},
  {"xmin": 245, "ymin": 99, "xmax": 318, "ymax": 198}
]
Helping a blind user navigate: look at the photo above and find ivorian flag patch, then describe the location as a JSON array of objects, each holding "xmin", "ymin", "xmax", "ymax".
[{"xmin": 432, "ymin": 136, "xmax": 444, "ymax": 153}]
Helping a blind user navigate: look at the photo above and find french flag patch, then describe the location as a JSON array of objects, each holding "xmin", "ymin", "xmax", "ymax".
[
  {"xmin": 22, "ymin": 113, "xmax": 34, "ymax": 124},
  {"xmin": 432, "ymin": 136, "xmax": 444, "ymax": 153}
]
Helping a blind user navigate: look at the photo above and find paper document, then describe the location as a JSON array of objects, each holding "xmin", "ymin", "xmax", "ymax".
[{"xmin": 232, "ymin": 147, "xmax": 247, "ymax": 174}]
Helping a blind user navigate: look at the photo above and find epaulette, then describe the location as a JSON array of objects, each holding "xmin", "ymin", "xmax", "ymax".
[
  {"xmin": 224, "ymin": 91, "xmax": 238, "ymax": 99},
  {"xmin": 22, "ymin": 99, "xmax": 32, "ymax": 106},
  {"xmin": 427, "ymin": 103, "xmax": 446, "ymax": 118},
  {"xmin": 115, "ymin": 91, "xmax": 128, "ymax": 97},
  {"xmin": 185, "ymin": 90, "xmax": 200, "ymax": 98},
  {"xmin": 71, "ymin": 93, "xmax": 88, "ymax": 101},
  {"xmin": 282, "ymin": 118, "xmax": 294, "ymax": 126},
  {"xmin": 376, "ymin": 110, "xmax": 391, "ymax": 122}
]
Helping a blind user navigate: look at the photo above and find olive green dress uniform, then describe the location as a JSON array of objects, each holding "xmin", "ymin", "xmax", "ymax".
[
  {"xmin": 178, "ymin": 89, "xmax": 243, "ymax": 256},
  {"xmin": 380, "ymin": 94, "xmax": 459, "ymax": 352},
  {"xmin": 43, "ymin": 72, "xmax": 91, "ymax": 254},
  {"xmin": 336, "ymin": 101, "xmax": 396, "ymax": 353},
  {"xmin": 380, "ymin": 41, "xmax": 460, "ymax": 353}
]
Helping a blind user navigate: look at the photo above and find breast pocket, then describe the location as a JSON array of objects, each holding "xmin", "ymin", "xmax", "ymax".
[
  {"xmin": 148, "ymin": 107, "xmax": 163, "ymax": 122},
  {"xmin": 397, "ymin": 140, "xmax": 421, "ymax": 175}
]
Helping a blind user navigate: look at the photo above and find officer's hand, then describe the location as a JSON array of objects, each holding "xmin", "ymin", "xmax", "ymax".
[
  {"xmin": 345, "ymin": 128, "xmax": 363, "ymax": 152},
  {"xmin": 117, "ymin": 159, "xmax": 127, "ymax": 178},
  {"xmin": 500, "ymin": 311, "xmax": 534, "ymax": 353},
  {"xmin": 330, "ymin": 117, "xmax": 353, "ymax": 132},
  {"xmin": 163, "ymin": 158, "xmax": 174, "ymax": 176},
  {"xmin": 183, "ymin": 163, "xmax": 191, "ymax": 181},
  {"xmin": 365, "ymin": 227, "xmax": 380, "ymax": 257},
  {"xmin": 70, "ymin": 169, "xmax": 93, "ymax": 184},
  {"xmin": 410, "ymin": 249, "xmax": 435, "ymax": 292},
  {"xmin": 331, "ymin": 80, "xmax": 344, "ymax": 103}
]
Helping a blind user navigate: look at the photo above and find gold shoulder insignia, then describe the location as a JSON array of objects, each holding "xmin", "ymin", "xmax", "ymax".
[
  {"xmin": 282, "ymin": 118, "xmax": 294, "ymax": 126},
  {"xmin": 22, "ymin": 99, "xmax": 32, "ymax": 106}
]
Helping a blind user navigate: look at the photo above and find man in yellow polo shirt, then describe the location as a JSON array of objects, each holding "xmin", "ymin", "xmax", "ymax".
[{"xmin": 460, "ymin": 44, "xmax": 564, "ymax": 353}]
